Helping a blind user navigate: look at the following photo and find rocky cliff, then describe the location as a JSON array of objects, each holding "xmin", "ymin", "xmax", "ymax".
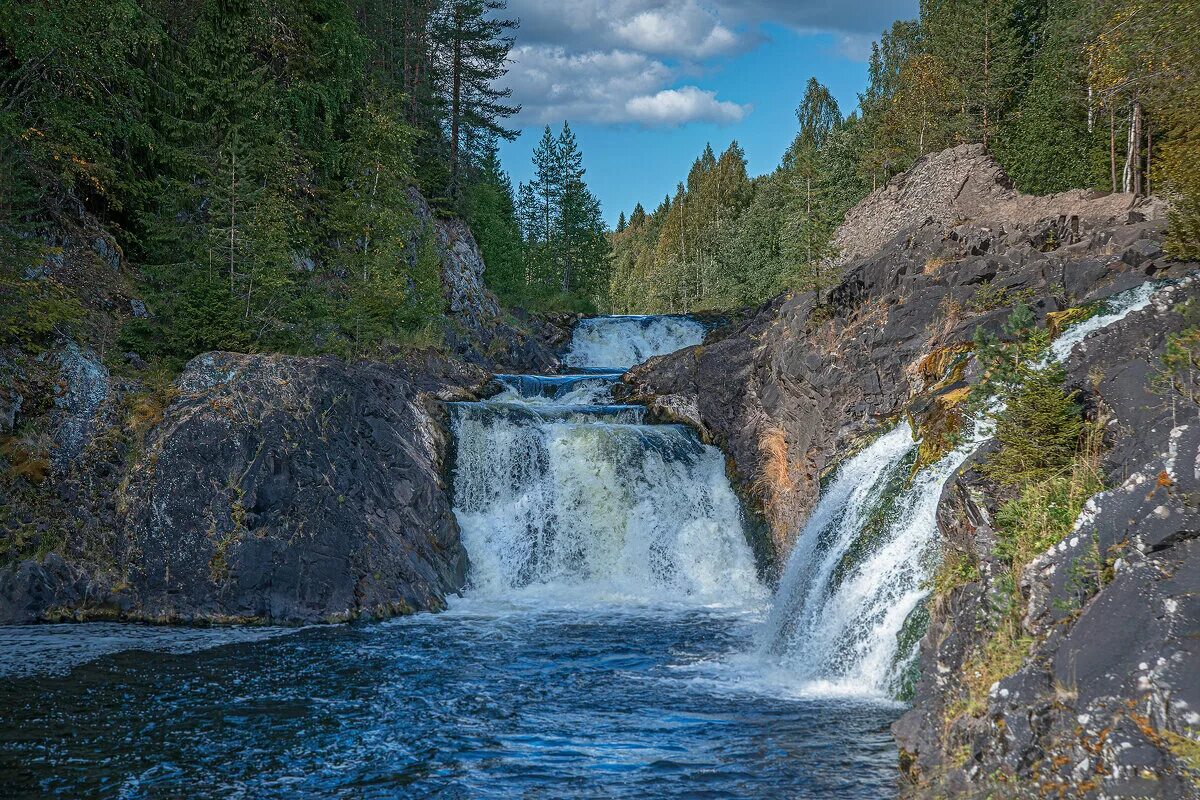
[
  {"xmin": 624, "ymin": 146, "xmax": 1177, "ymax": 555},
  {"xmin": 0, "ymin": 187, "xmax": 543, "ymax": 625},
  {"xmin": 625, "ymin": 147, "xmax": 1199, "ymax": 796},
  {"xmin": 0, "ymin": 350, "xmax": 489, "ymax": 625}
]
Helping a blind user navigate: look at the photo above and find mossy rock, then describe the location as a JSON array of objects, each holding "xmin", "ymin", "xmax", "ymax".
[
  {"xmin": 1046, "ymin": 304, "xmax": 1100, "ymax": 339},
  {"xmin": 908, "ymin": 384, "xmax": 972, "ymax": 477},
  {"xmin": 916, "ymin": 343, "xmax": 973, "ymax": 388}
]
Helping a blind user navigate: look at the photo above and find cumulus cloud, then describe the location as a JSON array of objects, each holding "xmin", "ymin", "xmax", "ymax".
[
  {"xmin": 625, "ymin": 86, "xmax": 750, "ymax": 126},
  {"xmin": 507, "ymin": 0, "xmax": 752, "ymax": 58},
  {"xmin": 499, "ymin": 0, "xmax": 915, "ymax": 128}
]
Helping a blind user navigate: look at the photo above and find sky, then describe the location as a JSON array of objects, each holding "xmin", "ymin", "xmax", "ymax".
[{"xmin": 494, "ymin": 1, "xmax": 919, "ymax": 226}]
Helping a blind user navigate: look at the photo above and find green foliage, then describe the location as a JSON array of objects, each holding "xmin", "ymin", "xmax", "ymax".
[
  {"xmin": 945, "ymin": 304, "xmax": 1107, "ymax": 727},
  {"xmin": 1156, "ymin": 301, "xmax": 1200, "ymax": 407},
  {"xmin": 973, "ymin": 305, "xmax": 1084, "ymax": 486},
  {"xmin": 1, "ymin": 0, "xmax": 532, "ymax": 359},
  {"xmin": 513, "ymin": 123, "xmax": 610, "ymax": 310}
]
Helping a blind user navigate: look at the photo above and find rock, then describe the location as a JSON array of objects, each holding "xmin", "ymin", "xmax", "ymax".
[
  {"xmin": 291, "ymin": 252, "xmax": 316, "ymax": 273},
  {"xmin": 92, "ymin": 236, "xmax": 122, "ymax": 271},
  {"xmin": 123, "ymin": 351, "xmax": 148, "ymax": 371},
  {"xmin": 895, "ymin": 276, "xmax": 1200, "ymax": 797},
  {"xmin": 0, "ymin": 357, "xmax": 22, "ymax": 434},
  {"xmin": 406, "ymin": 187, "xmax": 560, "ymax": 373},
  {"xmin": 831, "ymin": 143, "xmax": 1162, "ymax": 267},
  {"xmin": 129, "ymin": 298, "xmax": 149, "ymax": 318},
  {"xmin": 49, "ymin": 342, "xmax": 111, "ymax": 473},
  {"xmin": 116, "ymin": 351, "xmax": 488, "ymax": 624}
]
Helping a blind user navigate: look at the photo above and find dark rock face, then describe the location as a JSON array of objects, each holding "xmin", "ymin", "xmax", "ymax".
[
  {"xmin": 896, "ymin": 279, "xmax": 1200, "ymax": 797},
  {"xmin": 625, "ymin": 148, "xmax": 1199, "ymax": 796},
  {"xmin": 0, "ymin": 351, "xmax": 489, "ymax": 625},
  {"xmin": 116, "ymin": 352, "xmax": 486, "ymax": 624},
  {"xmin": 625, "ymin": 203, "xmax": 1182, "ymax": 554}
]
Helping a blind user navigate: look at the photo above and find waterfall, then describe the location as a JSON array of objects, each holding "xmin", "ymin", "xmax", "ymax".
[
  {"xmin": 563, "ymin": 315, "xmax": 707, "ymax": 370},
  {"xmin": 450, "ymin": 317, "xmax": 763, "ymax": 607},
  {"xmin": 761, "ymin": 281, "xmax": 1167, "ymax": 698},
  {"xmin": 758, "ymin": 421, "xmax": 992, "ymax": 696},
  {"xmin": 1049, "ymin": 280, "xmax": 1165, "ymax": 362}
]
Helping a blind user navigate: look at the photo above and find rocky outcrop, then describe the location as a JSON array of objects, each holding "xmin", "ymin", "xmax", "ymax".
[
  {"xmin": 896, "ymin": 279, "xmax": 1200, "ymax": 798},
  {"xmin": 625, "ymin": 145, "xmax": 1199, "ymax": 796},
  {"xmin": 831, "ymin": 143, "xmax": 1162, "ymax": 266},
  {"xmin": 0, "ymin": 350, "xmax": 489, "ymax": 625},
  {"xmin": 625, "ymin": 198, "xmax": 1185, "ymax": 554},
  {"xmin": 407, "ymin": 187, "xmax": 564, "ymax": 372}
]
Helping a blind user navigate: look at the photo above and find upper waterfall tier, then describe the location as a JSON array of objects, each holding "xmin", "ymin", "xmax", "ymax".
[{"xmin": 563, "ymin": 315, "xmax": 708, "ymax": 371}]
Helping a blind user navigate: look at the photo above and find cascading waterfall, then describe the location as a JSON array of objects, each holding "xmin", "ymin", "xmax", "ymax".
[
  {"xmin": 761, "ymin": 281, "xmax": 1169, "ymax": 698},
  {"xmin": 450, "ymin": 317, "xmax": 764, "ymax": 606},
  {"xmin": 563, "ymin": 315, "xmax": 708, "ymax": 370}
]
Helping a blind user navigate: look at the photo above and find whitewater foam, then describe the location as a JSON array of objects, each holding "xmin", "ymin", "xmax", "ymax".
[{"xmin": 563, "ymin": 315, "xmax": 707, "ymax": 370}]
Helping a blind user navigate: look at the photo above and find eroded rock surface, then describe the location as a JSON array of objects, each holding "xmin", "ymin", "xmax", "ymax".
[
  {"xmin": 897, "ymin": 280, "xmax": 1200, "ymax": 798},
  {"xmin": 626, "ymin": 197, "xmax": 1181, "ymax": 554},
  {"xmin": 0, "ymin": 351, "xmax": 488, "ymax": 625},
  {"xmin": 625, "ymin": 145, "xmax": 1199, "ymax": 796}
]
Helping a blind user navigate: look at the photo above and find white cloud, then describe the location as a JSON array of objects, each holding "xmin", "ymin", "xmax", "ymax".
[
  {"xmin": 498, "ymin": 0, "xmax": 916, "ymax": 128},
  {"xmin": 507, "ymin": 0, "xmax": 752, "ymax": 58},
  {"xmin": 625, "ymin": 86, "xmax": 750, "ymax": 126}
]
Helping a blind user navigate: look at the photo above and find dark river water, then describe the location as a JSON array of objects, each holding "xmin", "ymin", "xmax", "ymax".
[{"xmin": 0, "ymin": 601, "xmax": 900, "ymax": 799}]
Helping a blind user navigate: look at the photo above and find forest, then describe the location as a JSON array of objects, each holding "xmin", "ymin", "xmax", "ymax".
[
  {"xmin": 2, "ymin": 0, "xmax": 1197, "ymax": 350},
  {"xmin": 607, "ymin": 0, "xmax": 1200, "ymax": 314},
  {"xmin": 0, "ymin": 0, "xmax": 608, "ymax": 365}
]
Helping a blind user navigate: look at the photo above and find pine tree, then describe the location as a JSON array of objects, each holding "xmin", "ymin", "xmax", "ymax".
[{"xmin": 431, "ymin": 0, "xmax": 520, "ymax": 195}]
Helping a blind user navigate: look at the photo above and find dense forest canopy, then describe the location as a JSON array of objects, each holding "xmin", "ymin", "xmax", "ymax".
[
  {"xmin": 608, "ymin": 0, "xmax": 1200, "ymax": 314},
  {"xmin": 2, "ymin": 0, "xmax": 1197, "ymax": 345},
  {"xmin": 0, "ymin": 0, "xmax": 609, "ymax": 364}
]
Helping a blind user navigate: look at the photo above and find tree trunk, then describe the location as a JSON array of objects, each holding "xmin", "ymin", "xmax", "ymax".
[
  {"xmin": 1131, "ymin": 101, "xmax": 1143, "ymax": 196},
  {"xmin": 229, "ymin": 148, "xmax": 237, "ymax": 297},
  {"xmin": 1146, "ymin": 117, "xmax": 1152, "ymax": 195},
  {"xmin": 1122, "ymin": 101, "xmax": 1137, "ymax": 194},
  {"xmin": 449, "ymin": 4, "xmax": 463, "ymax": 193},
  {"xmin": 1109, "ymin": 106, "xmax": 1117, "ymax": 193},
  {"xmin": 982, "ymin": 6, "xmax": 990, "ymax": 149}
]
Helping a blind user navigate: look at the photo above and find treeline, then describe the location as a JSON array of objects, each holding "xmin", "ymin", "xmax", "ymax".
[
  {"xmin": 0, "ymin": 0, "xmax": 533, "ymax": 361},
  {"xmin": 609, "ymin": 0, "xmax": 1200, "ymax": 314}
]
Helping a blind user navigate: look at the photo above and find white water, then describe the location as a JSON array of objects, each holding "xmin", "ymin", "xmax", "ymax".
[
  {"xmin": 451, "ymin": 319, "xmax": 763, "ymax": 608},
  {"xmin": 563, "ymin": 315, "xmax": 708, "ymax": 370},
  {"xmin": 760, "ymin": 280, "xmax": 1165, "ymax": 698},
  {"xmin": 1049, "ymin": 280, "xmax": 1165, "ymax": 362}
]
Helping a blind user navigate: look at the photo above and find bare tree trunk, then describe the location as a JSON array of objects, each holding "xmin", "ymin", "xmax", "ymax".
[
  {"xmin": 229, "ymin": 148, "xmax": 237, "ymax": 297},
  {"xmin": 1146, "ymin": 117, "xmax": 1152, "ymax": 195},
  {"xmin": 982, "ymin": 6, "xmax": 990, "ymax": 149},
  {"xmin": 1109, "ymin": 106, "xmax": 1118, "ymax": 192},
  {"xmin": 449, "ymin": 4, "xmax": 463, "ymax": 194},
  {"xmin": 1131, "ymin": 101, "xmax": 1143, "ymax": 196},
  {"xmin": 1122, "ymin": 101, "xmax": 1137, "ymax": 194}
]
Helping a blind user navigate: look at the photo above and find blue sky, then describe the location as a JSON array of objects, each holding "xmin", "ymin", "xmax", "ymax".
[{"xmin": 495, "ymin": 2, "xmax": 918, "ymax": 225}]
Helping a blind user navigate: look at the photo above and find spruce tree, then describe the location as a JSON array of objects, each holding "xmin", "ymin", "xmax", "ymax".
[{"xmin": 431, "ymin": 0, "xmax": 520, "ymax": 194}]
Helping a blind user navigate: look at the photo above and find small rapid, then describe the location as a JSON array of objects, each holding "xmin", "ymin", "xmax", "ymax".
[{"xmin": 563, "ymin": 315, "xmax": 708, "ymax": 371}]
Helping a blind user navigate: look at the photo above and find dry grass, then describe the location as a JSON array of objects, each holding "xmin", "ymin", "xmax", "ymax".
[{"xmin": 1, "ymin": 428, "xmax": 54, "ymax": 483}]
